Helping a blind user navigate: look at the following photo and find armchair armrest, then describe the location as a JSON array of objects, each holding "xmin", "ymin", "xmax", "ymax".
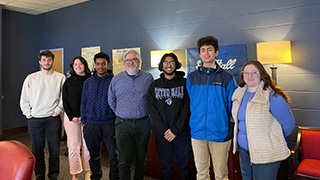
[
  {"xmin": 290, "ymin": 147, "xmax": 298, "ymax": 179},
  {"xmin": 290, "ymin": 126, "xmax": 302, "ymax": 179}
]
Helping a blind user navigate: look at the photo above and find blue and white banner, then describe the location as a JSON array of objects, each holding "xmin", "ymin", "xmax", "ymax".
[{"xmin": 187, "ymin": 44, "xmax": 247, "ymax": 83}]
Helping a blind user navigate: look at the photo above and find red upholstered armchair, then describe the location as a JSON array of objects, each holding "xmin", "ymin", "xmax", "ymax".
[
  {"xmin": 290, "ymin": 126, "xmax": 320, "ymax": 180},
  {"xmin": 0, "ymin": 140, "xmax": 35, "ymax": 180}
]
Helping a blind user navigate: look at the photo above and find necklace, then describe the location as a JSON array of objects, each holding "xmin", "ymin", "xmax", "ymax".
[
  {"xmin": 248, "ymin": 93, "xmax": 255, "ymax": 100},
  {"xmin": 246, "ymin": 90, "xmax": 256, "ymax": 100},
  {"xmin": 246, "ymin": 90, "xmax": 256, "ymax": 101}
]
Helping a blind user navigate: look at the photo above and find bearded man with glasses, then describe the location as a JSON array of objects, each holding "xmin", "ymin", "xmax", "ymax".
[{"xmin": 108, "ymin": 50, "xmax": 154, "ymax": 180}]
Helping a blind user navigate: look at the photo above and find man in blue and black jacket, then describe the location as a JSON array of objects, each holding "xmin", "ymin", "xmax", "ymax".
[{"xmin": 186, "ymin": 36, "xmax": 236, "ymax": 180}]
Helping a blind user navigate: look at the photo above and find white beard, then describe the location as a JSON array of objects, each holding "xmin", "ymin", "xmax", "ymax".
[{"xmin": 126, "ymin": 67, "xmax": 139, "ymax": 75}]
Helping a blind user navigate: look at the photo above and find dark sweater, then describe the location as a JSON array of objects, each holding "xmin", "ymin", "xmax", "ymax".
[
  {"xmin": 62, "ymin": 74, "xmax": 88, "ymax": 121},
  {"xmin": 149, "ymin": 71, "xmax": 190, "ymax": 136},
  {"xmin": 81, "ymin": 70, "xmax": 115, "ymax": 124}
]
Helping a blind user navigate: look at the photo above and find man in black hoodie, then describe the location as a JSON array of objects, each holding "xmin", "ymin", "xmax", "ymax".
[{"xmin": 149, "ymin": 53, "xmax": 191, "ymax": 180}]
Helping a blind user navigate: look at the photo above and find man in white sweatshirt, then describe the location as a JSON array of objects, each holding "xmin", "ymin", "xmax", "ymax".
[{"xmin": 20, "ymin": 50, "xmax": 66, "ymax": 180}]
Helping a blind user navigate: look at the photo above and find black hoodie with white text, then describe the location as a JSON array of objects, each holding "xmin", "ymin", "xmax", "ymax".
[{"xmin": 148, "ymin": 71, "xmax": 190, "ymax": 137}]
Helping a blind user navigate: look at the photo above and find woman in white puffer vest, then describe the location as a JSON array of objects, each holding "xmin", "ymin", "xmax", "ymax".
[{"xmin": 232, "ymin": 60, "xmax": 295, "ymax": 180}]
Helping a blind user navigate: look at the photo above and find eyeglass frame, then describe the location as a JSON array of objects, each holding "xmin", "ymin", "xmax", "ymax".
[
  {"xmin": 163, "ymin": 61, "xmax": 176, "ymax": 66},
  {"xmin": 241, "ymin": 70, "xmax": 260, "ymax": 76},
  {"xmin": 123, "ymin": 58, "xmax": 139, "ymax": 63}
]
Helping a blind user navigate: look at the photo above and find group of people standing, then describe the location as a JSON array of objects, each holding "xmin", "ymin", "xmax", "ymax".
[
  {"xmin": 149, "ymin": 36, "xmax": 294, "ymax": 180},
  {"xmin": 20, "ymin": 35, "xmax": 295, "ymax": 180}
]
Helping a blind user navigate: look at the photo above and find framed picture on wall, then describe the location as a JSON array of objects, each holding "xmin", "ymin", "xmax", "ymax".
[{"xmin": 81, "ymin": 46, "xmax": 101, "ymax": 72}]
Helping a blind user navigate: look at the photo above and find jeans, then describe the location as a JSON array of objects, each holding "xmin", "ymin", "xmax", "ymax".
[
  {"xmin": 238, "ymin": 146, "xmax": 281, "ymax": 180},
  {"xmin": 115, "ymin": 116, "xmax": 152, "ymax": 180},
  {"xmin": 28, "ymin": 116, "xmax": 61, "ymax": 180},
  {"xmin": 155, "ymin": 132, "xmax": 191, "ymax": 180},
  {"xmin": 83, "ymin": 122, "xmax": 119, "ymax": 180}
]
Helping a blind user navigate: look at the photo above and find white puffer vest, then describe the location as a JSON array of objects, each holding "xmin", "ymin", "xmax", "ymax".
[{"xmin": 232, "ymin": 81, "xmax": 290, "ymax": 164}]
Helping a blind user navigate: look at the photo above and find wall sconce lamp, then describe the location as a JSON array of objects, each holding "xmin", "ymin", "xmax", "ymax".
[
  {"xmin": 150, "ymin": 50, "xmax": 173, "ymax": 67},
  {"xmin": 257, "ymin": 41, "xmax": 292, "ymax": 85}
]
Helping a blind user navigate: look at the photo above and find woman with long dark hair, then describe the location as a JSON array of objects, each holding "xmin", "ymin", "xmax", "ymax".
[{"xmin": 63, "ymin": 56, "xmax": 91, "ymax": 180}]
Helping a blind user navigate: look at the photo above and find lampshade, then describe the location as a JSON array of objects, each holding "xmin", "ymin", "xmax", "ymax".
[
  {"xmin": 150, "ymin": 50, "xmax": 173, "ymax": 67},
  {"xmin": 257, "ymin": 41, "xmax": 292, "ymax": 64}
]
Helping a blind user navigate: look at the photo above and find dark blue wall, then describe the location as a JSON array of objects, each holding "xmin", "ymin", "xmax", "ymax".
[
  {"xmin": 2, "ymin": 0, "xmax": 320, "ymax": 141},
  {"xmin": 2, "ymin": 10, "xmax": 37, "ymax": 130}
]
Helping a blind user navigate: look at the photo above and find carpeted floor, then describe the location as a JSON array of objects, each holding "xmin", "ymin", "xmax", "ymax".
[{"xmin": 0, "ymin": 127, "xmax": 159, "ymax": 180}]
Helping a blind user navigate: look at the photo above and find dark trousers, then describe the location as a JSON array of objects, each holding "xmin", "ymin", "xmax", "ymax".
[
  {"xmin": 28, "ymin": 116, "xmax": 61, "ymax": 180},
  {"xmin": 83, "ymin": 122, "xmax": 119, "ymax": 180},
  {"xmin": 155, "ymin": 132, "xmax": 192, "ymax": 180},
  {"xmin": 115, "ymin": 117, "xmax": 152, "ymax": 180}
]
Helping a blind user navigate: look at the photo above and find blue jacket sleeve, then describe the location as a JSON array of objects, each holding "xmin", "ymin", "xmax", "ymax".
[
  {"xmin": 186, "ymin": 76, "xmax": 191, "ymax": 95},
  {"xmin": 270, "ymin": 92, "xmax": 295, "ymax": 137},
  {"xmin": 226, "ymin": 76, "xmax": 237, "ymax": 119}
]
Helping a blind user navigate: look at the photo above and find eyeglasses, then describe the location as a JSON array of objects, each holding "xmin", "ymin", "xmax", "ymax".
[
  {"xmin": 242, "ymin": 70, "xmax": 259, "ymax": 76},
  {"xmin": 124, "ymin": 58, "xmax": 139, "ymax": 63},
  {"xmin": 163, "ymin": 61, "xmax": 176, "ymax": 66}
]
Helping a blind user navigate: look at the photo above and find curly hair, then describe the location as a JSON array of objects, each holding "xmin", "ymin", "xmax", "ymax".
[{"xmin": 197, "ymin": 36, "xmax": 219, "ymax": 53}]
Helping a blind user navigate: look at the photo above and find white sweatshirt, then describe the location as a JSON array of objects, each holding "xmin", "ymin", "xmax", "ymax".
[{"xmin": 20, "ymin": 71, "xmax": 66, "ymax": 118}]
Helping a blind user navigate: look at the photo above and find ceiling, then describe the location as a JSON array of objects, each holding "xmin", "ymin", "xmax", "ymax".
[{"xmin": 0, "ymin": 0, "xmax": 90, "ymax": 15}]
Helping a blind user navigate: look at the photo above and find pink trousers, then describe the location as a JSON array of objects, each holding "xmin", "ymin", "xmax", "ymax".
[{"xmin": 64, "ymin": 113, "xmax": 90, "ymax": 175}]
